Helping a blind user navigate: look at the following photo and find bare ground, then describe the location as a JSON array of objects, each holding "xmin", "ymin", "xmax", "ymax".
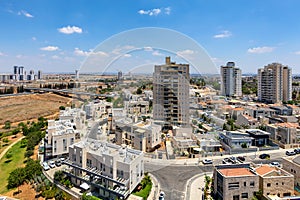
[{"xmin": 0, "ymin": 93, "xmax": 72, "ymax": 126}]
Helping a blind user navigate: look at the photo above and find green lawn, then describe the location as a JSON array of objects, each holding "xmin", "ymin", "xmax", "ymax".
[
  {"xmin": 133, "ymin": 183, "xmax": 152, "ymax": 200},
  {"xmin": 0, "ymin": 140, "xmax": 26, "ymax": 194}
]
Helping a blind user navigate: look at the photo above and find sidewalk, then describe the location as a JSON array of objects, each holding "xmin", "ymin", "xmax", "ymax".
[
  {"xmin": 0, "ymin": 136, "xmax": 24, "ymax": 160},
  {"xmin": 185, "ymin": 172, "xmax": 213, "ymax": 200},
  {"xmin": 144, "ymin": 147, "xmax": 290, "ymax": 166},
  {"xmin": 148, "ymin": 173, "xmax": 161, "ymax": 200}
]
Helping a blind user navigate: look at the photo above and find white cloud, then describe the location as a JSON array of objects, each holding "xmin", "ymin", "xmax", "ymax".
[
  {"xmin": 177, "ymin": 49, "xmax": 194, "ymax": 56},
  {"xmin": 165, "ymin": 7, "xmax": 171, "ymax": 15},
  {"xmin": 112, "ymin": 45, "xmax": 135, "ymax": 55},
  {"xmin": 52, "ymin": 55, "xmax": 61, "ymax": 60},
  {"xmin": 213, "ymin": 30, "xmax": 232, "ymax": 38},
  {"xmin": 247, "ymin": 46, "xmax": 274, "ymax": 54},
  {"xmin": 16, "ymin": 54, "xmax": 24, "ymax": 59},
  {"xmin": 58, "ymin": 26, "xmax": 83, "ymax": 34},
  {"xmin": 152, "ymin": 51, "xmax": 163, "ymax": 56},
  {"xmin": 0, "ymin": 52, "xmax": 5, "ymax": 56},
  {"xmin": 40, "ymin": 46, "xmax": 59, "ymax": 51},
  {"xmin": 74, "ymin": 48, "xmax": 108, "ymax": 57},
  {"xmin": 144, "ymin": 46, "xmax": 153, "ymax": 51},
  {"xmin": 123, "ymin": 54, "xmax": 132, "ymax": 58},
  {"xmin": 294, "ymin": 51, "xmax": 300, "ymax": 55},
  {"xmin": 138, "ymin": 7, "xmax": 170, "ymax": 16},
  {"xmin": 32, "ymin": 37, "xmax": 37, "ymax": 41},
  {"xmin": 18, "ymin": 10, "xmax": 34, "ymax": 18}
]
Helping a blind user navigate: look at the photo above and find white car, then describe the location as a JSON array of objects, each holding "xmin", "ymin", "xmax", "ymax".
[
  {"xmin": 42, "ymin": 162, "xmax": 50, "ymax": 171},
  {"xmin": 202, "ymin": 159, "xmax": 213, "ymax": 165},
  {"xmin": 269, "ymin": 162, "xmax": 281, "ymax": 168},
  {"xmin": 49, "ymin": 161, "xmax": 55, "ymax": 168},
  {"xmin": 159, "ymin": 191, "xmax": 165, "ymax": 200}
]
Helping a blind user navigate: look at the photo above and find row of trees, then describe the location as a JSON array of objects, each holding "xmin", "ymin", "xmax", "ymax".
[{"xmin": 0, "ymin": 86, "xmax": 24, "ymax": 95}]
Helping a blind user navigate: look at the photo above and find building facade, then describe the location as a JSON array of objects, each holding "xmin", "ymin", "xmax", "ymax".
[
  {"xmin": 257, "ymin": 63, "xmax": 292, "ymax": 103},
  {"xmin": 115, "ymin": 118, "xmax": 161, "ymax": 152},
  {"xmin": 153, "ymin": 57, "xmax": 190, "ymax": 127},
  {"xmin": 220, "ymin": 62, "xmax": 242, "ymax": 97},
  {"xmin": 63, "ymin": 139, "xmax": 144, "ymax": 199}
]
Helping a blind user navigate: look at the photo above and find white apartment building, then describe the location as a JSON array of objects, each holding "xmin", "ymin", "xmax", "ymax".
[
  {"xmin": 220, "ymin": 62, "xmax": 242, "ymax": 97},
  {"xmin": 59, "ymin": 107, "xmax": 86, "ymax": 130},
  {"xmin": 47, "ymin": 119, "xmax": 80, "ymax": 157},
  {"xmin": 63, "ymin": 139, "xmax": 144, "ymax": 199},
  {"xmin": 115, "ymin": 118, "xmax": 161, "ymax": 152},
  {"xmin": 84, "ymin": 100, "xmax": 112, "ymax": 120},
  {"xmin": 153, "ymin": 57, "xmax": 190, "ymax": 127},
  {"xmin": 257, "ymin": 63, "xmax": 292, "ymax": 103}
]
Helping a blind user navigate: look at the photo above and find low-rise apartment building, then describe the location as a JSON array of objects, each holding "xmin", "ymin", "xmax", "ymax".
[
  {"xmin": 115, "ymin": 118, "xmax": 161, "ymax": 152},
  {"xmin": 46, "ymin": 119, "xmax": 80, "ymax": 158},
  {"xmin": 63, "ymin": 139, "xmax": 144, "ymax": 199},
  {"xmin": 213, "ymin": 164, "xmax": 294, "ymax": 200},
  {"xmin": 123, "ymin": 100, "xmax": 149, "ymax": 115},
  {"xmin": 59, "ymin": 107, "xmax": 86, "ymax": 130},
  {"xmin": 266, "ymin": 122, "xmax": 300, "ymax": 147},
  {"xmin": 213, "ymin": 164, "xmax": 259, "ymax": 200},
  {"xmin": 256, "ymin": 165, "xmax": 294, "ymax": 198},
  {"xmin": 282, "ymin": 155, "xmax": 300, "ymax": 189},
  {"xmin": 84, "ymin": 100, "xmax": 112, "ymax": 120}
]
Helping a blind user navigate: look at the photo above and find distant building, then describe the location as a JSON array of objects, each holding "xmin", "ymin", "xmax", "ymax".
[
  {"xmin": 153, "ymin": 57, "xmax": 190, "ymax": 127},
  {"xmin": 257, "ymin": 63, "xmax": 292, "ymax": 103},
  {"xmin": 220, "ymin": 62, "xmax": 242, "ymax": 97},
  {"xmin": 64, "ymin": 138, "xmax": 144, "ymax": 199}
]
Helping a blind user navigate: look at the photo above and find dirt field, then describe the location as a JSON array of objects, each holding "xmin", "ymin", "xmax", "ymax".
[{"xmin": 0, "ymin": 93, "xmax": 72, "ymax": 125}]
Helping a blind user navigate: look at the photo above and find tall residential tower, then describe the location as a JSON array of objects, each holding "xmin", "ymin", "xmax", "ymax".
[
  {"xmin": 220, "ymin": 62, "xmax": 242, "ymax": 97},
  {"xmin": 257, "ymin": 63, "xmax": 292, "ymax": 104},
  {"xmin": 153, "ymin": 57, "xmax": 190, "ymax": 127}
]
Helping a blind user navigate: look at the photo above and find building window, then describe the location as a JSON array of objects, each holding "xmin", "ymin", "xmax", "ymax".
[
  {"xmin": 282, "ymin": 182, "xmax": 284, "ymax": 185},
  {"xmin": 233, "ymin": 195, "xmax": 239, "ymax": 200},
  {"xmin": 267, "ymin": 183, "xmax": 271, "ymax": 187},
  {"xmin": 244, "ymin": 182, "xmax": 246, "ymax": 187},
  {"xmin": 241, "ymin": 193, "xmax": 248, "ymax": 199},
  {"xmin": 250, "ymin": 181, "xmax": 255, "ymax": 187},
  {"xmin": 70, "ymin": 138, "xmax": 74, "ymax": 145},
  {"xmin": 63, "ymin": 139, "xmax": 67, "ymax": 151},
  {"xmin": 228, "ymin": 182, "xmax": 239, "ymax": 190}
]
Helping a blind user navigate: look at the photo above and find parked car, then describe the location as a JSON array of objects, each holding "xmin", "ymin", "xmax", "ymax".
[
  {"xmin": 294, "ymin": 148, "xmax": 300, "ymax": 154},
  {"xmin": 55, "ymin": 160, "xmax": 61, "ymax": 167},
  {"xmin": 42, "ymin": 162, "xmax": 50, "ymax": 171},
  {"xmin": 202, "ymin": 159, "xmax": 213, "ymax": 165},
  {"xmin": 222, "ymin": 158, "xmax": 230, "ymax": 164},
  {"xmin": 269, "ymin": 162, "xmax": 281, "ymax": 168},
  {"xmin": 286, "ymin": 151, "xmax": 296, "ymax": 156},
  {"xmin": 237, "ymin": 156, "xmax": 246, "ymax": 162},
  {"xmin": 49, "ymin": 161, "xmax": 55, "ymax": 168},
  {"xmin": 159, "ymin": 191, "xmax": 165, "ymax": 200},
  {"xmin": 259, "ymin": 153, "xmax": 270, "ymax": 159}
]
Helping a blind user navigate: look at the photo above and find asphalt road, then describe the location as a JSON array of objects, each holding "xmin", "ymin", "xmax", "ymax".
[
  {"xmin": 145, "ymin": 149, "xmax": 290, "ymax": 200},
  {"xmin": 145, "ymin": 163, "xmax": 213, "ymax": 200}
]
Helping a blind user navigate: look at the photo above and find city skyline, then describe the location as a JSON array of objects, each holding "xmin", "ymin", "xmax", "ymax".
[{"xmin": 1, "ymin": 1, "xmax": 300, "ymax": 74}]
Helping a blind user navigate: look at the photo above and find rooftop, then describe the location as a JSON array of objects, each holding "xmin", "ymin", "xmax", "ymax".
[
  {"xmin": 219, "ymin": 168, "xmax": 255, "ymax": 177},
  {"xmin": 72, "ymin": 139, "xmax": 143, "ymax": 164}
]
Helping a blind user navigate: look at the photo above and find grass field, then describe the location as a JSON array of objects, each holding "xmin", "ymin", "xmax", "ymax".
[
  {"xmin": 133, "ymin": 183, "xmax": 152, "ymax": 200},
  {"xmin": 0, "ymin": 140, "xmax": 26, "ymax": 194}
]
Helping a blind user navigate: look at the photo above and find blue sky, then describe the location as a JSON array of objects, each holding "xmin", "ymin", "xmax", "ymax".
[{"xmin": 0, "ymin": 0, "xmax": 300, "ymax": 74}]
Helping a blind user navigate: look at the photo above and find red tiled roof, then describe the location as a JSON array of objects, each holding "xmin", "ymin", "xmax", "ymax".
[{"xmin": 219, "ymin": 168, "xmax": 255, "ymax": 177}]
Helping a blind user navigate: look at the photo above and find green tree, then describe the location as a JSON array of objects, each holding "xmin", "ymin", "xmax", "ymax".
[
  {"xmin": 3, "ymin": 120, "xmax": 11, "ymax": 129},
  {"xmin": 7, "ymin": 167, "xmax": 26, "ymax": 191},
  {"xmin": 59, "ymin": 106, "xmax": 66, "ymax": 110}
]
